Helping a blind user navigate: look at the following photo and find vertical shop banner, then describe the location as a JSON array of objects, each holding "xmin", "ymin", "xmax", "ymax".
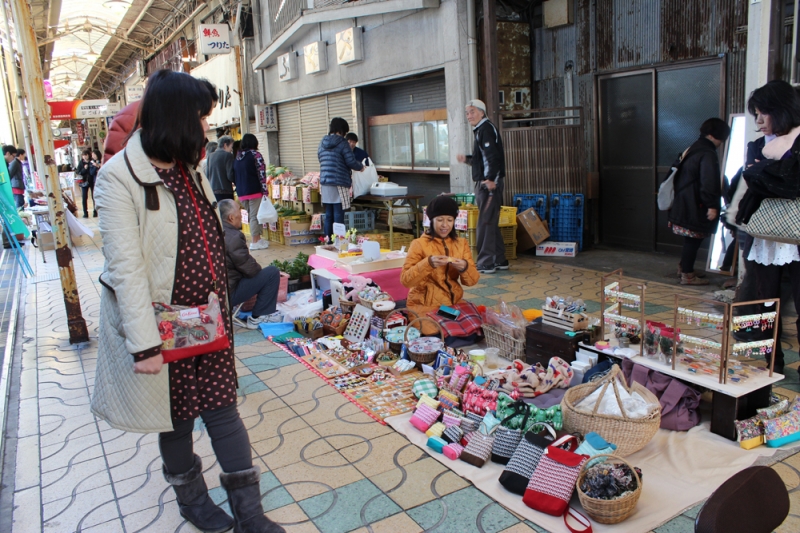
[
  {"xmin": 310, "ymin": 214, "xmax": 322, "ymax": 231},
  {"xmin": 190, "ymin": 55, "xmax": 240, "ymax": 129},
  {"xmin": 0, "ymin": 157, "xmax": 31, "ymax": 238}
]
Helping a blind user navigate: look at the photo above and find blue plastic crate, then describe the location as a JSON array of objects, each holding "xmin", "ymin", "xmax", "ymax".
[
  {"xmin": 320, "ymin": 210, "xmax": 376, "ymax": 231},
  {"xmin": 549, "ymin": 193, "xmax": 584, "ymax": 251},
  {"xmin": 513, "ymin": 194, "xmax": 548, "ymax": 221}
]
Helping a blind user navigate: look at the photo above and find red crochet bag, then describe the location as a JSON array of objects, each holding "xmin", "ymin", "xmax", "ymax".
[{"xmin": 523, "ymin": 435, "xmax": 589, "ymax": 516}]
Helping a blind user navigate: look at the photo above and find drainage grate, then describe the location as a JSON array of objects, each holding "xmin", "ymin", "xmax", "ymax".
[{"xmin": 32, "ymin": 273, "xmax": 60, "ymax": 284}]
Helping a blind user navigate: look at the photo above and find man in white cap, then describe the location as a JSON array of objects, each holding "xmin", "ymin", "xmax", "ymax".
[{"xmin": 456, "ymin": 99, "xmax": 508, "ymax": 274}]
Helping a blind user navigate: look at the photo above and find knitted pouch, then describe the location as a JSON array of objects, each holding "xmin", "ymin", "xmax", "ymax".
[
  {"xmin": 498, "ymin": 424, "xmax": 557, "ymax": 495},
  {"xmin": 443, "ymin": 443, "xmax": 464, "ymax": 460}
]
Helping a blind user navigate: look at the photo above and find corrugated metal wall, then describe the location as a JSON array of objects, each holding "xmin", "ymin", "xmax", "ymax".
[{"xmin": 532, "ymin": 0, "xmax": 749, "ymax": 171}]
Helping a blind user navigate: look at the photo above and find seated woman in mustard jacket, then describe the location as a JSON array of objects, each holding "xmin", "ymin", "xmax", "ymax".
[{"xmin": 401, "ymin": 196, "xmax": 480, "ymax": 335}]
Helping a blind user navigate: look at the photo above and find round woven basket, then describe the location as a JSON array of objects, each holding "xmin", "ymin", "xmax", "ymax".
[
  {"xmin": 386, "ymin": 309, "xmax": 419, "ymax": 354},
  {"xmin": 576, "ymin": 454, "xmax": 642, "ymax": 524},
  {"xmin": 561, "ymin": 365, "xmax": 660, "ymax": 457},
  {"xmin": 358, "ymin": 291, "xmax": 393, "ymax": 312},
  {"xmin": 404, "ymin": 317, "xmax": 445, "ymax": 366},
  {"xmin": 339, "ymin": 299, "xmax": 357, "ymax": 314}
]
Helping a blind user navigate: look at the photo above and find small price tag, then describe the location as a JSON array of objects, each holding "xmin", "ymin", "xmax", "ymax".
[
  {"xmin": 281, "ymin": 185, "xmax": 291, "ymax": 200},
  {"xmin": 272, "ymin": 184, "xmax": 281, "ymax": 200},
  {"xmin": 310, "ymin": 214, "xmax": 322, "ymax": 231},
  {"xmin": 283, "ymin": 219, "xmax": 292, "ymax": 237},
  {"xmin": 241, "ymin": 209, "xmax": 249, "ymax": 225},
  {"xmin": 290, "ymin": 187, "xmax": 298, "ymax": 201},
  {"xmin": 333, "ymin": 222, "xmax": 347, "ymax": 236},
  {"xmin": 303, "ymin": 188, "xmax": 312, "ymax": 203},
  {"xmin": 179, "ymin": 308, "xmax": 201, "ymax": 320},
  {"xmin": 269, "ymin": 222, "xmax": 278, "ymax": 231}
]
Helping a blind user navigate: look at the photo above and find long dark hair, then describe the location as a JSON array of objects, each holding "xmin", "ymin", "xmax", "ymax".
[
  {"xmin": 138, "ymin": 70, "xmax": 214, "ymax": 166},
  {"xmin": 747, "ymin": 80, "xmax": 800, "ymax": 136}
]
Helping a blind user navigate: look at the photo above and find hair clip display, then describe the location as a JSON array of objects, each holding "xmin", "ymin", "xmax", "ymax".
[
  {"xmin": 731, "ymin": 312, "xmax": 776, "ymax": 332},
  {"xmin": 604, "ymin": 283, "xmax": 642, "ymax": 311},
  {"xmin": 677, "ymin": 307, "xmax": 725, "ymax": 330},
  {"xmin": 603, "ymin": 312, "xmax": 641, "ymax": 338},
  {"xmin": 731, "ymin": 339, "xmax": 774, "ymax": 357}
]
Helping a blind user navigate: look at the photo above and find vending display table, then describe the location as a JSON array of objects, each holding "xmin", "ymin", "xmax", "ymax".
[
  {"xmin": 307, "ymin": 254, "xmax": 409, "ymax": 301},
  {"xmin": 577, "ymin": 340, "xmax": 784, "ymax": 441}
]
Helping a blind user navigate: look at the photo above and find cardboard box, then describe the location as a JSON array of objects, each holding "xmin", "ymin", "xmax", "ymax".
[
  {"xmin": 535, "ymin": 241, "xmax": 578, "ymax": 257},
  {"xmin": 516, "ymin": 208, "xmax": 550, "ymax": 251},
  {"xmin": 39, "ymin": 231, "xmax": 55, "ymax": 251}
]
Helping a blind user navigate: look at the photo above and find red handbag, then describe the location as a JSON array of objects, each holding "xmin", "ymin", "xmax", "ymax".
[
  {"xmin": 152, "ymin": 165, "xmax": 230, "ymax": 363},
  {"xmin": 523, "ymin": 435, "xmax": 589, "ymax": 516}
]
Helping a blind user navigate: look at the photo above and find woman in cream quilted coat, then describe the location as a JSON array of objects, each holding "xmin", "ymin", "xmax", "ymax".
[{"xmin": 92, "ymin": 70, "xmax": 283, "ymax": 533}]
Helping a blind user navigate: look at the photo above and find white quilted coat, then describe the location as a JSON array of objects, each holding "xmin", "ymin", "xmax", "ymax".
[{"xmin": 91, "ymin": 130, "xmax": 220, "ymax": 433}]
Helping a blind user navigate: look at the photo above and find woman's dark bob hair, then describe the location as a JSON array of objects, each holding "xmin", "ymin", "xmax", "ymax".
[
  {"xmin": 138, "ymin": 69, "xmax": 214, "ymax": 166},
  {"xmin": 239, "ymin": 133, "xmax": 258, "ymax": 151},
  {"xmin": 747, "ymin": 80, "xmax": 800, "ymax": 136},
  {"xmin": 329, "ymin": 117, "xmax": 350, "ymax": 136}
]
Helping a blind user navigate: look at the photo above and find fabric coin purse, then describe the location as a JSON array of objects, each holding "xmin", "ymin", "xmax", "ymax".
[
  {"xmin": 757, "ymin": 399, "xmax": 789, "ymax": 419},
  {"xmin": 735, "ymin": 415, "xmax": 765, "ymax": 450},
  {"xmin": 412, "ymin": 379, "xmax": 439, "ymax": 399},
  {"xmin": 492, "ymin": 401, "xmax": 533, "ymax": 465},
  {"xmin": 443, "ymin": 443, "xmax": 464, "ymax": 460},
  {"xmin": 409, "ymin": 403, "xmax": 439, "ymax": 433},
  {"xmin": 575, "ymin": 432, "xmax": 617, "ymax": 467},
  {"xmin": 442, "ymin": 425, "xmax": 464, "ymax": 444},
  {"xmin": 764, "ymin": 411, "xmax": 800, "ymax": 448},
  {"xmin": 426, "ymin": 422, "xmax": 446, "ymax": 438},
  {"xmin": 416, "ymin": 394, "xmax": 440, "ymax": 410},
  {"xmin": 427, "ymin": 436, "xmax": 447, "ymax": 454}
]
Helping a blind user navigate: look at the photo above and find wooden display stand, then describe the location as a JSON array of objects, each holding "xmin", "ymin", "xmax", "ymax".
[
  {"xmin": 671, "ymin": 295, "xmax": 780, "ymax": 384},
  {"xmin": 542, "ymin": 307, "xmax": 589, "ymax": 331},
  {"xmin": 600, "ymin": 269, "xmax": 646, "ymax": 357}
]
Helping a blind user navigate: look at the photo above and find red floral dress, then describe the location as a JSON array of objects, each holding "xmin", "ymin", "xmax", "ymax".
[{"xmin": 155, "ymin": 165, "xmax": 237, "ymax": 421}]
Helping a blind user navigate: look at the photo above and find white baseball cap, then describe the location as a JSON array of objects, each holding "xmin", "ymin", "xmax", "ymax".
[{"xmin": 466, "ymin": 99, "xmax": 486, "ymax": 113}]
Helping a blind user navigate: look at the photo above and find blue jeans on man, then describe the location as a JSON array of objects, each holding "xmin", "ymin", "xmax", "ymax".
[{"xmin": 230, "ymin": 266, "xmax": 281, "ymax": 317}]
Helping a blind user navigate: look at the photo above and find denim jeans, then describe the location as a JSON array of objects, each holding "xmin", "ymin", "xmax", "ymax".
[
  {"xmin": 230, "ymin": 266, "xmax": 280, "ymax": 317},
  {"xmin": 323, "ymin": 202, "xmax": 345, "ymax": 238}
]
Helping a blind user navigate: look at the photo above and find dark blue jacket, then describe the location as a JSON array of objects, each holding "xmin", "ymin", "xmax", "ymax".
[
  {"xmin": 318, "ymin": 134, "xmax": 363, "ymax": 188},
  {"xmin": 233, "ymin": 150, "xmax": 265, "ymax": 197},
  {"xmin": 353, "ymin": 146, "xmax": 370, "ymax": 166}
]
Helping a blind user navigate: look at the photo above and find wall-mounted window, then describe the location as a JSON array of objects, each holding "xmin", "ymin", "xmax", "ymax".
[{"xmin": 368, "ymin": 109, "xmax": 449, "ymax": 171}]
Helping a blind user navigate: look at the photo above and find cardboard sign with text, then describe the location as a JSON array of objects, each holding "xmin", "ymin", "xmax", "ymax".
[
  {"xmin": 516, "ymin": 208, "xmax": 550, "ymax": 251},
  {"xmin": 535, "ymin": 241, "xmax": 578, "ymax": 257}
]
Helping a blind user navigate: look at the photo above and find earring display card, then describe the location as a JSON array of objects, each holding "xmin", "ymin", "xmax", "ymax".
[{"xmin": 344, "ymin": 304, "xmax": 375, "ymax": 343}]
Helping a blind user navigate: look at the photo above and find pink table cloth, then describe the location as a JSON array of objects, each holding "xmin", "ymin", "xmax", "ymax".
[{"xmin": 307, "ymin": 254, "xmax": 409, "ymax": 301}]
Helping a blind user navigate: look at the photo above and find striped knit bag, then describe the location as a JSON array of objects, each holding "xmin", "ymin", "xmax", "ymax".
[
  {"xmin": 498, "ymin": 423, "xmax": 558, "ymax": 495},
  {"xmin": 523, "ymin": 436, "xmax": 588, "ymax": 516}
]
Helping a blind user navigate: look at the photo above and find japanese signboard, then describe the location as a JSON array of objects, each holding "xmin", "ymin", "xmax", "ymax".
[
  {"xmin": 48, "ymin": 99, "xmax": 113, "ymax": 119},
  {"xmin": 255, "ymin": 104, "xmax": 278, "ymax": 132},
  {"xmin": 198, "ymin": 24, "xmax": 231, "ymax": 55},
  {"xmin": 125, "ymin": 84, "xmax": 144, "ymax": 103},
  {"xmin": 190, "ymin": 55, "xmax": 240, "ymax": 129}
]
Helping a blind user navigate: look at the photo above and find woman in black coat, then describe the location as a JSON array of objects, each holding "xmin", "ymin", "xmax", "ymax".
[{"xmin": 668, "ymin": 118, "xmax": 730, "ymax": 285}]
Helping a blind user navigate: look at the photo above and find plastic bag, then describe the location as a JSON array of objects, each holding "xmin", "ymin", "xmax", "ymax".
[
  {"xmin": 257, "ymin": 197, "xmax": 279, "ymax": 224},
  {"xmin": 575, "ymin": 375, "xmax": 659, "ymax": 419},
  {"xmin": 486, "ymin": 300, "xmax": 527, "ymax": 340},
  {"xmin": 352, "ymin": 158, "xmax": 379, "ymax": 197}
]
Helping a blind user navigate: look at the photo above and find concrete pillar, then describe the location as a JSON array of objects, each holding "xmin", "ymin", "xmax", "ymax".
[
  {"xmin": 744, "ymin": 0, "xmax": 783, "ymax": 143},
  {"xmin": 443, "ymin": 0, "xmax": 473, "ymax": 194}
]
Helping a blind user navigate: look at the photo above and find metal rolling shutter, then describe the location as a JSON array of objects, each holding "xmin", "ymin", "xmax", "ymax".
[
  {"xmin": 326, "ymin": 90, "xmax": 356, "ymax": 135},
  {"xmin": 277, "ymin": 101, "xmax": 302, "ymax": 175},
  {"xmin": 300, "ymin": 96, "xmax": 328, "ymax": 173}
]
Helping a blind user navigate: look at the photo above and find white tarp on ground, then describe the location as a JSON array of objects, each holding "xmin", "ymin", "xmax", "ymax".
[{"xmin": 387, "ymin": 412, "xmax": 799, "ymax": 533}]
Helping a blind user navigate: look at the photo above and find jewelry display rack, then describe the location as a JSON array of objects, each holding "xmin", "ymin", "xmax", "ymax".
[
  {"xmin": 671, "ymin": 295, "xmax": 780, "ymax": 384},
  {"xmin": 600, "ymin": 269, "xmax": 646, "ymax": 358}
]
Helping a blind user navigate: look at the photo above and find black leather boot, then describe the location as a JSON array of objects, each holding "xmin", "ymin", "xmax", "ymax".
[
  {"xmin": 220, "ymin": 466, "xmax": 285, "ymax": 533},
  {"xmin": 163, "ymin": 454, "xmax": 234, "ymax": 533}
]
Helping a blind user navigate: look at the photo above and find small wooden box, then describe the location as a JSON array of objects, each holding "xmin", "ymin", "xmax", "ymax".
[{"xmin": 541, "ymin": 307, "xmax": 589, "ymax": 331}]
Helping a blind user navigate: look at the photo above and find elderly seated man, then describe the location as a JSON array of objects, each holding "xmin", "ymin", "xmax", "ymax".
[{"xmin": 219, "ymin": 199, "xmax": 282, "ymax": 329}]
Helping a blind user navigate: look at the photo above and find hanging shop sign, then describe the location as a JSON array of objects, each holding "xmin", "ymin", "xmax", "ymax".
[
  {"xmin": 278, "ymin": 52, "xmax": 298, "ymax": 82},
  {"xmin": 304, "ymin": 41, "xmax": 328, "ymax": 74},
  {"xmin": 47, "ymin": 99, "xmax": 113, "ymax": 119},
  {"xmin": 125, "ymin": 84, "xmax": 144, "ymax": 103},
  {"xmin": 255, "ymin": 104, "xmax": 279, "ymax": 132},
  {"xmin": 336, "ymin": 27, "xmax": 363, "ymax": 65},
  {"xmin": 75, "ymin": 122, "xmax": 85, "ymax": 145},
  {"xmin": 190, "ymin": 55, "xmax": 240, "ymax": 129},
  {"xmin": 198, "ymin": 24, "xmax": 232, "ymax": 55}
]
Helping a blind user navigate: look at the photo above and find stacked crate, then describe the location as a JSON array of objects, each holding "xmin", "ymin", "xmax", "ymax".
[
  {"xmin": 548, "ymin": 194, "xmax": 584, "ymax": 251},
  {"xmin": 462, "ymin": 206, "xmax": 518, "ymax": 261}
]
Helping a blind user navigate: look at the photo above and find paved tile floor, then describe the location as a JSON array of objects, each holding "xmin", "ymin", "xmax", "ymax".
[{"xmin": 3, "ymin": 222, "xmax": 800, "ymax": 533}]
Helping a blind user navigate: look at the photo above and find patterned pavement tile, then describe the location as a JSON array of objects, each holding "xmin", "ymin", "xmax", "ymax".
[
  {"xmin": 406, "ymin": 486, "xmax": 520, "ymax": 533},
  {"xmin": 371, "ymin": 457, "xmax": 468, "ymax": 510},
  {"xmin": 298, "ymin": 478, "xmax": 402, "ymax": 533},
  {"xmin": 271, "ymin": 450, "xmax": 365, "ymax": 502}
]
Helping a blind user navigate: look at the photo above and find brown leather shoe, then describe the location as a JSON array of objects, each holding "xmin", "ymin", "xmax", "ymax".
[{"xmin": 681, "ymin": 273, "xmax": 709, "ymax": 285}]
